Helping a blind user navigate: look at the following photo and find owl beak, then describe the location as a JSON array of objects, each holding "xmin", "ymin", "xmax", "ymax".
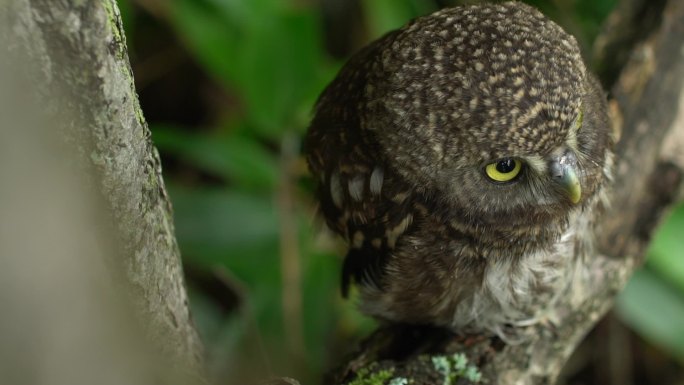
[{"xmin": 549, "ymin": 150, "xmax": 582, "ymax": 204}]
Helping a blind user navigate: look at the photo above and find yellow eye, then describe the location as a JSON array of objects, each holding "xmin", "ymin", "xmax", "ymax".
[{"xmin": 485, "ymin": 158, "xmax": 522, "ymax": 182}]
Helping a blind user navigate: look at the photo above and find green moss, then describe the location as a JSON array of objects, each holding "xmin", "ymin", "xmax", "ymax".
[
  {"xmin": 101, "ymin": 1, "xmax": 147, "ymax": 128},
  {"xmin": 346, "ymin": 363, "xmax": 416, "ymax": 385},
  {"xmin": 348, "ymin": 365, "xmax": 395, "ymax": 385},
  {"xmin": 103, "ymin": 0, "xmax": 145, "ymax": 130},
  {"xmin": 133, "ymin": 100, "xmax": 146, "ymax": 127},
  {"xmin": 102, "ymin": 0, "xmax": 124, "ymax": 58},
  {"xmin": 431, "ymin": 353, "xmax": 482, "ymax": 385},
  {"xmin": 387, "ymin": 377, "xmax": 409, "ymax": 385}
]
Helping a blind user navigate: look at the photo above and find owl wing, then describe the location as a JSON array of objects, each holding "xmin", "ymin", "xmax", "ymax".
[
  {"xmin": 338, "ymin": 179, "xmax": 417, "ymax": 297},
  {"xmin": 308, "ymin": 140, "xmax": 418, "ymax": 296},
  {"xmin": 304, "ymin": 29, "xmax": 421, "ymax": 295}
]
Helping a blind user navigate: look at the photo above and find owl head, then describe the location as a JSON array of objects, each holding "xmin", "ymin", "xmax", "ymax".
[{"xmin": 328, "ymin": 2, "xmax": 613, "ymax": 233}]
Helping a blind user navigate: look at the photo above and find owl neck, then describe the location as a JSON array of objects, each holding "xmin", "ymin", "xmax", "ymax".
[{"xmin": 442, "ymin": 213, "xmax": 571, "ymax": 259}]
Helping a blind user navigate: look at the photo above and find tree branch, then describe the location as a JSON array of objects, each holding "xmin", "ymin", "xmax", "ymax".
[{"xmin": 328, "ymin": 0, "xmax": 684, "ymax": 383}]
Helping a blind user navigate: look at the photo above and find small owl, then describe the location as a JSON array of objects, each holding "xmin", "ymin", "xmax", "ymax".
[{"xmin": 305, "ymin": 2, "xmax": 613, "ymax": 335}]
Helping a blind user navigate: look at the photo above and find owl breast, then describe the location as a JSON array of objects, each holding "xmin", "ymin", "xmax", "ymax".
[{"xmin": 356, "ymin": 205, "xmax": 591, "ymax": 335}]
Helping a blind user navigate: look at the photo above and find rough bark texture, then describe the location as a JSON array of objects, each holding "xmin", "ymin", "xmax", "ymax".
[
  {"xmin": 0, "ymin": 69, "xmax": 180, "ymax": 385},
  {"xmin": 1, "ymin": 0, "xmax": 202, "ymax": 372},
  {"xmin": 328, "ymin": 0, "xmax": 684, "ymax": 384}
]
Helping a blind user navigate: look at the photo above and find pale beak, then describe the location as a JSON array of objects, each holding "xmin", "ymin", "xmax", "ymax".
[{"xmin": 549, "ymin": 149, "xmax": 582, "ymax": 204}]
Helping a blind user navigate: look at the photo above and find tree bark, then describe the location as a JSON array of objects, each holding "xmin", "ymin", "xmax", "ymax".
[
  {"xmin": 328, "ymin": 0, "xmax": 684, "ymax": 384},
  {"xmin": 1, "ymin": 0, "xmax": 202, "ymax": 375}
]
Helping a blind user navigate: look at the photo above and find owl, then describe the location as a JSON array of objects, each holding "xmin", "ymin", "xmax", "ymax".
[{"xmin": 304, "ymin": 2, "xmax": 613, "ymax": 336}]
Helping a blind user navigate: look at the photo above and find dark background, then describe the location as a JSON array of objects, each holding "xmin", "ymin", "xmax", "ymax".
[{"xmin": 115, "ymin": 0, "xmax": 684, "ymax": 383}]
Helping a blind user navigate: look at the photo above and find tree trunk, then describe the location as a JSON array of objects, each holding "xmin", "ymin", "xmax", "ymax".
[{"xmin": 1, "ymin": 0, "xmax": 203, "ymax": 377}]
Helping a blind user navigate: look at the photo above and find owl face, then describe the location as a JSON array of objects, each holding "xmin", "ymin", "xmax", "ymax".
[{"xmin": 427, "ymin": 83, "xmax": 609, "ymax": 230}]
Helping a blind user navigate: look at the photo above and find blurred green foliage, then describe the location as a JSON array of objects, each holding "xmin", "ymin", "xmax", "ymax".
[
  {"xmin": 116, "ymin": 0, "xmax": 684, "ymax": 383},
  {"xmin": 169, "ymin": 0, "xmax": 334, "ymax": 137},
  {"xmin": 617, "ymin": 205, "xmax": 684, "ymax": 361}
]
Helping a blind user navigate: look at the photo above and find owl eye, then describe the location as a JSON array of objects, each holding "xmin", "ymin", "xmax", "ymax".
[{"xmin": 484, "ymin": 158, "xmax": 522, "ymax": 182}]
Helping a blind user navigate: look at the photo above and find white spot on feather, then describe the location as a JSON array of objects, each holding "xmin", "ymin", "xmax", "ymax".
[
  {"xmin": 349, "ymin": 175, "xmax": 364, "ymax": 201},
  {"xmin": 370, "ymin": 167, "xmax": 384, "ymax": 195},
  {"xmin": 330, "ymin": 172, "xmax": 343, "ymax": 208}
]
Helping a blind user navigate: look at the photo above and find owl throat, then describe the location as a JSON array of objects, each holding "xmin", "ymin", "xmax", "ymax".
[{"xmin": 435, "ymin": 202, "xmax": 574, "ymax": 261}]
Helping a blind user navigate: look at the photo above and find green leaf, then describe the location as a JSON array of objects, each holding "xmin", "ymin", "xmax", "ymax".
[
  {"xmin": 615, "ymin": 269, "xmax": 684, "ymax": 359},
  {"xmin": 363, "ymin": 0, "xmax": 420, "ymax": 38},
  {"xmin": 299, "ymin": 244, "xmax": 343, "ymax": 373},
  {"xmin": 170, "ymin": 185, "xmax": 345, "ymax": 381},
  {"xmin": 169, "ymin": 184, "xmax": 284, "ymax": 336},
  {"xmin": 168, "ymin": 0, "xmax": 331, "ymax": 136},
  {"xmin": 362, "ymin": 0, "xmax": 437, "ymax": 39},
  {"xmin": 116, "ymin": 0, "xmax": 134, "ymax": 43},
  {"xmin": 168, "ymin": 0, "xmax": 241, "ymax": 86},
  {"xmin": 169, "ymin": 185, "xmax": 279, "ymax": 273},
  {"xmin": 235, "ymin": 9, "xmax": 330, "ymax": 135},
  {"xmin": 647, "ymin": 203, "xmax": 684, "ymax": 294},
  {"xmin": 152, "ymin": 125, "xmax": 278, "ymax": 190},
  {"xmin": 575, "ymin": 0, "xmax": 619, "ymax": 24}
]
